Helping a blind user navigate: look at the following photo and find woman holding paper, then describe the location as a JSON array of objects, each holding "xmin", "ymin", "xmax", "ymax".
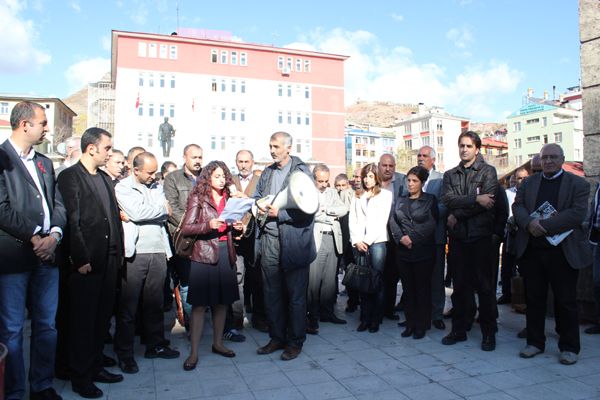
[{"xmin": 179, "ymin": 160, "xmax": 243, "ymax": 370}]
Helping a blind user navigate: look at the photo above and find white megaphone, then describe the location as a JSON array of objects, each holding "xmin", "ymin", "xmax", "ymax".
[{"xmin": 254, "ymin": 171, "xmax": 319, "ymax": 227}]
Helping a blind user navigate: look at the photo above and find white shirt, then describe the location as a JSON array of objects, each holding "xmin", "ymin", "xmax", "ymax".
[
  {"xmin": 349, "ymin": 189, "xmax": 392, "ymax": 246},
  {"xmin": 238, "ymin": 174, "xmax": 252, "ymax": 193}
]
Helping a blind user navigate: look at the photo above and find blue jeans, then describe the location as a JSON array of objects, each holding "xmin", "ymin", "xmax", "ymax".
[
  {"xmin": 357, "ymin": 242, "xmax": 386, "ymax": 326},
  {"xmin": 0, "ymin": 264, "xmax": 59, "ymax": 399}
]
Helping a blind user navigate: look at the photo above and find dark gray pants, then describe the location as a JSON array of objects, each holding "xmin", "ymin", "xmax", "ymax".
[
  {"xmin": 115, "ymin": 253, "xmax": 167, "ymax": 359},
  {"xmin": 260, "ymin": 233, "xmax": 309, "ymax": 348},
  {"xmin": 308, "ymin": 233, "xmax": 338, "ymax": 321},
  {"xmin": 431, "ymin": 244, "xmax": 446, "ymax": 320}
]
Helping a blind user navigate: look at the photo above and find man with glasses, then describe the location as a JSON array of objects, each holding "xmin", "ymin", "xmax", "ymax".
[{"xmin": 513, "ymin": 143, "xmax": 591, "ymax": 365}]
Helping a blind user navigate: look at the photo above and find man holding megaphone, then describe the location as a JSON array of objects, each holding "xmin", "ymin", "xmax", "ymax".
[{"xmin": 253, "ymin": 131, "xmax": 317, "ymax": 361}]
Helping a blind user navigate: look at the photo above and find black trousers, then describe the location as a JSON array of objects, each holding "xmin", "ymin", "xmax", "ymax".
[
  {"xmin": 500, "ymin": 233, "xmax": 517, "ymax": 296},
  {"xmin": 398, "ymin": 255, "xmax": 434, "ymax": 331},
  {"xmin": 115, "ymin": 253, "xmax": 167, "ymax": 359},
  {"xmin": 450, "ymin": 236, "xmax": 497, "ymax": 336},
  {"xmin": 69, "ymin": 255, "xmax": 119, "ymax": 386},
  {"xmin": 383, "ymin": 241, "xmax": 400, "ymax": 315},
  {"xmin": 237, "ymin": 237, "xmax": 266, "ymax": 321},
  {"xmin": 520, "ymin": 246, "xmax": 580, "ymax": 353}
]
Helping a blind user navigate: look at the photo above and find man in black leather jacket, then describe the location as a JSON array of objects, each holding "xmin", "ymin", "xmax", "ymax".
[{"xmin": 441, "ymin": 131, "xmax": 499, "ymax": 351}]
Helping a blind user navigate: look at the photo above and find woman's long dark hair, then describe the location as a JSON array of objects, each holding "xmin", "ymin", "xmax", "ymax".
[{"xmin": 190, "ymin": 160, "xmax": 234, "ymax": 205}]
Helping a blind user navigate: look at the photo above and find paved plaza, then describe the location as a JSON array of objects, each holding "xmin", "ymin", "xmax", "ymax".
[{"xmin": 34, "ymin": 288, "xmax": 600, "ymax": 400}]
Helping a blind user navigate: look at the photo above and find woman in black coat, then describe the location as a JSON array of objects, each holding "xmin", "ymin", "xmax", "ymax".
[{"xmin": 389, "ymin": 166, "xmax": 438, "ymax": 339}]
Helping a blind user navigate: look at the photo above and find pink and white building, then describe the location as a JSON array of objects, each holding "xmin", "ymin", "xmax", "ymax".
[{"xmin": 110, "ymin": 30, "xmax": 348, "ymax": 175}]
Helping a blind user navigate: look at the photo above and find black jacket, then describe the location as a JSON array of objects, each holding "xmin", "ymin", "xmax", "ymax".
[
  {"xmin": 389, "ymin": 192, "xmax": 438, "ymax": 262},
  {"xmin": 442, "ymin": 155, "xmax": 498, "ymax": 242},
  {"xmin": 0, "ymin": 141, "xmax": 66, "ymax": 273},
  {"xmin": 57, "ymin": 162, "xmax": 124, "ymax": 272}
]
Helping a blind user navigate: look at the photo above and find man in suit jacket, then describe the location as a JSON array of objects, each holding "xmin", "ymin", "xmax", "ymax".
[
  {"xmin": 231, "ymin": 150, "xmax": 267, "ymax": 332},
  {"xmin": 57, "ymin": 128, "xmax": 125, "ymax": 398},
  {"xmin": 0, "ymin": 101, "xmax": 66, "ymax": 400},
  {"xmin": 306, "ymin": 164, "xmax": 348, "ymax": 334},
  {"xmin": 513, "ymin": 143, "xmax": 591, "ymax": 365},
  {"xmin": 417, "ymin": 145, "xmax": 448, "ymax": 330}
]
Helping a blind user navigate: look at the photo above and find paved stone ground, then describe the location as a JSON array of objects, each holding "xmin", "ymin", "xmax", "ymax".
[{"xmin": 41, "ymin": 287, "xmax": 600, "ymax": 400}]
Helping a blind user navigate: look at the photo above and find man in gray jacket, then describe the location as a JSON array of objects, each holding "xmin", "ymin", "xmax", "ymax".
[{"xmin": 306, "ymin": 164, "xmax": 348, "ymax": 334}]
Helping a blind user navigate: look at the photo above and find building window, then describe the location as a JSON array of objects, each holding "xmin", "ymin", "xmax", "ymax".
[
  {"xmin": 513, "ymin": 121, "xmax": 522, "ymax": 132},
  {"xmin": 295, "ymin": 59, "xmax": 301, "ymax": 72},
  {"xmin": 148, "ymin": 103, "xmax": 154, "ymax": 117},
  {"xmin": 241, "ymin": 80, "xmax": 246, "ymax": 94},
  {"xmin": 231, "ymin": 51, "xmax": 238, "ymax": 65},
  {"xmin": 211, "ymin": 49, "xmax": 218, "ymax": 63},
  {"xmin": 221, "ymin": 108, "xmax": 226, "ymax": 121},
  {"xmin": 277, "ymin": 56, "xmax": 284, "ymax": 69},
  {"xmin": 221, "ymin": 79, "xmax": 226, "ymax": 92},
  {"xmin": 148, "ymin": 43, "xmax": 157, "ymax": 58},
  {"xmin": 362, "ymin": 149, "xmax": 368, "ymax": 156},
  {"xmin": 305, "ymin": 86, "xmax": 310, "ymax": 99},
  {"xmin": 159, "ymin": 44, "xmax": 168, "ymax": 59},
  {"xmin": 438, "ymin": 153, "xmax": 443, "ymax": 163},
  {"xmin": 231, "ymin": 80, "xmax": 236, "ymax": 93},
  {"xmin": 138, "ymin": 73, "xmax": 144, "ymax": 87},
  {"xmin": 210, "ymin": 136, "xmax": 216, "ymax": 150},
  {"xmin": 169, "ymin": 104, "xmax": 175, "ymax": 118},
  {"xmin": 421, "ymin": 119, "xmax": 429, "ymax": 131},
  {"xmin": 147, "ymin": 133, "xmax": 153, "ymax": 147},
  {"xmin": 159, "ymin": 104, "xmax": 165, "ymax": 117},
  {"xmin": 138, "ymin": 42, "xmax": 147, "ymax": 57},
  {"xmin": 370, "ymin": 150, "xmax": 376, "ymax": 158},
  {"xmin": 240, "ymin": 52, "xmax": 247, "ymax": 66},
  {"xmin": 240, "ymin": 109, "xmax": 245, "ymax": 122},
  {"xmin": 554, "ymin": 132, "xmax": 562, "ymax": 143},
  {"xmin": 0, "ymin": 102, "xmax": 8, "ymax": 114},
  {"xmin": 514, "ymin": 138, "xmax": 522, "ymax": 149},
  {"xmin": 287, "ymin": 112, "xmax": 292, "ymax": 124},
  {"xmin": 296, "ymin": 142, "xmax": 302, "ymax": 153},
  {"xmin": 148, "ymin": 74, "xmax": 154, "ymax": 87},
  {"xmin": 575, "ymin": 149, "xmax": 581, "ymax": 159},
  {"xmin": 542, "ymin": 117, "xmax": 547, "ymax": 127},
  {"xmin": 355, "ymin": 149, "xmax": 361, "ymax": 156},
  {"xmin": 159, "ymin": 74, "xmax": 165, "ymax": 88},
  {"xmin": 278, "ymin": 84, "xmax": 283, "ymax": 97},
  {"xmin": 437, "ymin": 136, "xmax": 443, "ymax": 146},
  {"xmin": 526, "ymin": 118, "xmax": 539, "ymax": 125},
  {"xmin": 170, "ymin": 75, "xmax": 175, "ymax": 89},
  {"xmin": 220, "ymin": 136, "xmax": 226, "ymax": 150},
  {"xmin": 211, "ymin": 78, "xmax": 217, "ymax": 92},
  {"xmin": 405, "ymin": 124, "xmax": 412, "ymax": 134},
  {"xmin": 278, "ymin": 111, "xmax": 283, "ymax": 124},
  {"xmin": 221, "ymin": 50, "xmax": 228, "ymax": 64},
  {"xmin": 287, "ymin": 85, "xmax": 292, "ymax": 97},
  {"xmin": 169, "ymin": 45, "xmax": 177, "ymax": 59},
  {"xmin": 138, "ymin": 103, "xmax": 143, "ymax": 116},
  {"xmin": 436, "ymin": 120, "xmax": 443, "ymax": 130},
  {"xmin": 287, "ymin": 57, "xmax": 292, "ymax": 69},
  {"xmin": 370, "ymin": 138, "xmax": 375, "ymax": 145},
  {"xmin": 304, "ymin": 59, "xmax": 311, "ymax": 72},
  {"xmin": 515, "ymin": 155, "xmax": 523, "ymax": 165},
  {"xmin": 296, "ymin": 112, "xmax": 301, "ymax": 125},
  {"xmin": 231, "ymin": 108, "xmax": 236, "ymax": 121},
  {"xmin": 305, "ymin": 113, "xmax": 310, "ymax": 125},
  {"xmin": 526, "ymin": 136, "xmax": 540, "ymax": 143},
  {"xmin": 422, "ymin": 136, "xmax": 430, "ymax": 146},
  {"xmin": 405, "ymin": 139, "xmax": 412, "ymax": 150}
]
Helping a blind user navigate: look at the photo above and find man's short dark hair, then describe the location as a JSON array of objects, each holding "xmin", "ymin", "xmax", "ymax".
[
  {"xmin": 236, "ymin": 149, "xmax": 254, "ymax": 160},
  {"xmin": 458, "ymin": 131, "xmax": 482, "ymax": 149},
  {"xmin": 312, "ymin": 163, "xmax": 330, "ymax": 179},
  {"xmin": 183, "ymin": 144, "xmax": 202, "ymax": 156},
  {"xmin": 10, "ymin": 101, "xmax": 44, "ymax": 130},
  {"xmin": 161, "ymin": 161, "xmax": 177, "ymax": 175},
  {"xmin": 127, "ymin": 146, "xmax": 146, "ymax": 161},
  {"xmin": 81, "ymin": 127, "xmax": 111, "ymax": 153},
  {"xmin": 111, "ymin": 149, "xmax": 124, "ymax": 157},
  {"xmin": 335, "ymin": 173, "xmax": 349, "ymax": 183},
  {"xmin": 133, "ymin": 152, "xmax": 156, "ymax": 169}
]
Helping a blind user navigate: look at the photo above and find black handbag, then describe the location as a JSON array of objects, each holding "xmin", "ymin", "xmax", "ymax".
[{"xmin": 342, "ymin": 253, "xmax": 376, "ymax": 294}]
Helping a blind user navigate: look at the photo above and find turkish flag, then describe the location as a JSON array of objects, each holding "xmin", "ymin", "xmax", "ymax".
[{"xmin": 135, "ymin": 93, "xmax": 140, "ymax": 108}]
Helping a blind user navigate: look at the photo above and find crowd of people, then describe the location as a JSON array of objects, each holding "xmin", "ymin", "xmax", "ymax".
[{"xmin": 1, "ymin": 100, "xmax": 599, "ymax": 400}]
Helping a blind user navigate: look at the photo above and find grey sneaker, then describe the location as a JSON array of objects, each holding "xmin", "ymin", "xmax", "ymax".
[
  {"xmin": 519, "ymin": 345, "xmax": 543, "ymax": 358},
  {"xmin": 559, "ymin": 351, "xmax": 578, "ymax": 365}
]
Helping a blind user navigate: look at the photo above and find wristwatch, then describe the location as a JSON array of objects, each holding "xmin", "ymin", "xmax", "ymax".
[{"xmin": 50, "ymin": 232, "xmax": 62, "ymax": 245}]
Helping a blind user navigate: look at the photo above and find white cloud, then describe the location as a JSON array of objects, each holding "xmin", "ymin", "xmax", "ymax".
[
  {"xmin": 446, "ymin": 26, "xmax": 473, "ymax": 49},
  {"xmin": 70, "ymin": 0, "xmax": 81, "ymax": 12},
  {"xmin": 64, "ymin": 57, "xmax": 110, "ymax": 92},
  {"xmin": 285, "ymin": 28, "xmax": 522, "ymax": 120},
  {"xmin": 391, "ymin": 13, "xmax": 404, "ymax": 22},
  {"xmin": 0, "ymin": 0, "xmax": 51, "ymax": 73}
]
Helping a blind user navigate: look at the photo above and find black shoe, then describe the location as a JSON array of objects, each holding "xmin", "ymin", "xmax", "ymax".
[
  {"xmin": 368, "ymin": 324, "xmax": 379, "ymax": 333},
  {"xmin": 357, "ymin": 322, "xmax": 369, "ymax": 332},
  {"xmin": 481, "ymin": 335, "xmax": 496, "ymax": 351},
  {"xmin": 306, "ymin": 325, "xmax": 319, "ymax": 335},
  {"xmin": 401, "ymin": 327, "xmax": 414, "ymax": 337},
  {"xmin": 93, "ymin": 368, "xmax": 124, "ymax": 384},
  {"xmin": 397, "ymin": 320, "xmax": 407, "ymax": 327},
  {"xmin": 345, "ymin": 304, "xmax": 357, "ymax": 312},
  {"xmin": 384, "ymin": 313, "xmax": 400, "ymax": 321},
  {"xmin": 517, "ymin": 328, "xmax": 527, "ymax": 339},
  {"xmin": 30, "ymin": 387, "xmax": 63, "ymax": 400},
  {"xmin": 280, "ymin": 346, "xmax": 302, "ymax": 361},
  {"xmin": 102, "ymin": 354, "xmax": 116, "ymax": 368},
  {"xmin": 497, "ymin": 294, "xmax": 511, "ymax": 305},
  {"xmin": 145, "ymin": 345, "xmax": 180, "ymax": 359},
  {"xmin": 321, "ymin": 315, "xmax": 347, "ymax": 324},
  {"xmin": 118, "ymin": 358, "xmax": 139, "ymax": 374},
  {"xmin": 257, "ymin": 340, "xmax": 286, "ymax": 355},
  {"xmin": 72, "ymin": 383, "xmax": 103, "ymax": 399},
  {"xmin": 54, "ymin": 368, "xmax": 70, "ymax": 381},
  {"xmin": 441, "ymin": 331, "xmax": 467, "ymax": 345},
  {"xmin": 413, "ymin": 330, "xmax": 426, "ymax": 339},
  {"xmin": 432, "ymin": 319, "xmax": 446, "ymax": 330}
]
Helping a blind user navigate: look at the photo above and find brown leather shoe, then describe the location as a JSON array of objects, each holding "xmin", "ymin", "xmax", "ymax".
[
  {"xmin": 280, "ymin": 346, "xmax": 301, "ymax": 361},
  {"xmin": 256, "ymin": 340, "xmax": 285, "ymax": 355}
]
